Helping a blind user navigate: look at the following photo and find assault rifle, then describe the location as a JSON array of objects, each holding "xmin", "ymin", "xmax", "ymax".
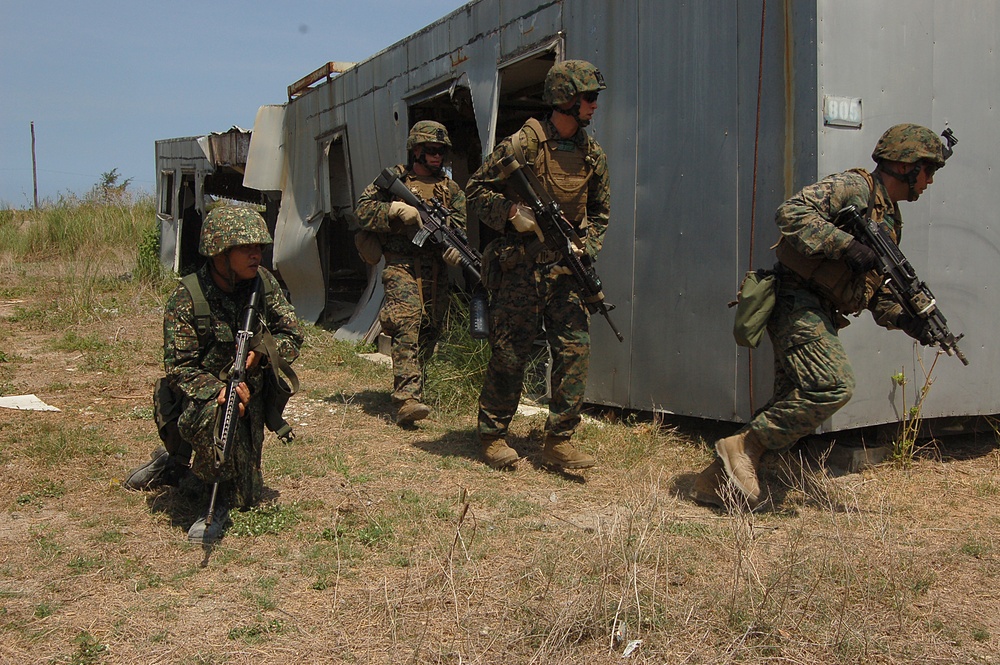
[
  {"xmin": 373, "ymin": 168, "xmax": 482, "ymax": 282},
  {"xmin": 204, "ymin": 276, "xmax": 263, "ymax": 528},
  {"xmin": 839, "ymin": 204, "xmax": 968, "ymax": 366},
  {"xmin": 373, "ymin": 168, "xmax": 490, "ymax": 338},
  {"xmin": 498, "ymin": 154, "xmax": 624, "ymax": 342}
]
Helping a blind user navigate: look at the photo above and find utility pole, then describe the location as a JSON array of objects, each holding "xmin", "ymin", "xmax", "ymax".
[{"xmin": 31, "ymin": 121, "xmax": 39, "ymax": 209}]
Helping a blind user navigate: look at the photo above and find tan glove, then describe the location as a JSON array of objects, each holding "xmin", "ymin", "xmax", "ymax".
[
  {"xmin": 509, "ymin": 206, "xmax": 545, "ymax": 242},
  {"xmin": 442, "ymin": 247, "xmax": 462, "ymax": 267},
  {"xmin": 389, "ymin": 201, "xmax": 421, "ymax": 226}
]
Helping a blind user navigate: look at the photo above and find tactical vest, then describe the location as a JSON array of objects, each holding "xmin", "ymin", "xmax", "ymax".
[
  {"xmin": 377, "ymin": 165, "xmax": 455, "ymax": 259},
  {"xmin": 519, "ymin": 117, "xmax": 594, "ymax": 223},
  {"xmin": 773, "ymin": 168, "xmax": 893, "ymax": 314}
]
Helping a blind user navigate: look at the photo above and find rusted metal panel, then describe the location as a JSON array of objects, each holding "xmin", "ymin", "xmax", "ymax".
[{"xmin": 206, "ymin": 129, "xmax": 251, "ymax": 168}]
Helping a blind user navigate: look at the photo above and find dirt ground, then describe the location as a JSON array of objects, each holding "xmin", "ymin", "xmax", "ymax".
[{"xmin": 1, "ymin": 256, "xmax": 998, "ymax": 664}]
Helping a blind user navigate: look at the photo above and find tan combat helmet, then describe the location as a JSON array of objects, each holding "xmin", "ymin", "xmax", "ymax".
[
  {"xmin": 542, "ymin": 59, "xmax": 607, "ymax": 106},
  {"xmin": 406, "ymin": 120, "xmax": 452, "ymax": 152},
  {"xmin": 872, "ymin": 123, "xmax": 946, "ymax": 167},
  {"xmin": 872, "ymin": 123, "xmax": 954, "ymax": 201}
]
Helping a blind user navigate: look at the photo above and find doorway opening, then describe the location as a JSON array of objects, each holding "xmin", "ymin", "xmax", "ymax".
[
  {"xmin": 407, "ymin": 83, "xmax": 483, "ymax": 282},
  {"xmin": 317, "ymin": 130, "xmax": 368, "ymax": 328}
]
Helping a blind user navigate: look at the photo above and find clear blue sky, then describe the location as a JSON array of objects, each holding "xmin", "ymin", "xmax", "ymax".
[{"xmin": 0, "ymin": 1, "xmax": 467, "ymax": 207}]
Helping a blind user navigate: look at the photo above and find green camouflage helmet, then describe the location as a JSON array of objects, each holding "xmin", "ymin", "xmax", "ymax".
[
  {"xmin": 542, "ymin": 59, "xmax": 607, "ymax": 106},
  {"xmin": 198, "ymin": 205, "xmax": 273, "ymax": 257},
  {"xmin": 872, "ymin": 123, "xmax": 946, "ymax": 167},
  {"xmin": 406, "ymin": 120, "xmax": 452, "ymax": 151}
]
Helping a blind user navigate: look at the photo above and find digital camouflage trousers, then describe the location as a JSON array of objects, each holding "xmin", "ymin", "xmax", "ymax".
[
  {"xmin": 178, "ymin": 389, "xmax": 265, "ymax": 510},
  {"xmin": 478, "ymin": 257, "xmax": 591, "ymax": 440},
  {"xmin": 379, "ymin": 260, "xmax": 450, "ymax": 405},
  {"xmin": 748, "ymin": 283, "xmax": 855, "ymax": 452}
]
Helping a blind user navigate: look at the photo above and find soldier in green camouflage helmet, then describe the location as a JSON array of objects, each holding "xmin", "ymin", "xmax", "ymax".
[
  {"xmin": 466, "ymin": 59, "xmax": 610, "ymax": 471},
  {"xmin": 871, "ymin": 123, "xmax": 947, "ymax": 201},
  {"xmin": 406, "ymin": 120, "xmax": 452, "ymax": 152},
  {"xmin": 542, "ymin": 59, "xmax": 607, "ymax": 128},
  {"xmin": 123, "ymin": 204, "xmax": 304, "ymax": 543},
  {"xmin": 692, "ymin": 124, "xmax": 952, "ymax": 510},
  {"xmin": 355, "ymin": 121, "xmax": 467, "ymax": 425}
]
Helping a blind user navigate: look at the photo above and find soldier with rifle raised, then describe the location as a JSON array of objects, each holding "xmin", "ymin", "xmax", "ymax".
[
  {"xmin": 693, "ymin": 123, "xmax": 964, "ymax": 510},
  {"xmin": 466, "ymin": 59, "xmax": 611, "ymax": 471},
  {"xmin": 123, "ymin": 206, "xmax": 303, "ymax": 544},
  {"xmin": 355, "ymin": 121, "xmax": 467, "ymax": 426}
]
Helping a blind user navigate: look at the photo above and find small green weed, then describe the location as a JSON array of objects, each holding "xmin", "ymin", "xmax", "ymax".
[
  {"xmin": 69, "ymin": 630, "xmax": 107, "ymax": 665},
  {"xmin": 229, "ymin": 502, "xmax": 305, "ymax": 537},
  {"xmin": 357, "ymin": 514, "xmax": 395, "ymax": 547},
  {"xmin": 228, "ymin": 618, "xmax": 285, "ymax": 644},
  {"xmin": 15, "ymin": 479, "xmax": 66, "ymax": 506},
  {"xmin": 890, "ymin": 357, "xmax": 939, "ymax": 466},
  {"xmin": 959, "ymin": 539, "xmax": 990, "ymax": 558}
]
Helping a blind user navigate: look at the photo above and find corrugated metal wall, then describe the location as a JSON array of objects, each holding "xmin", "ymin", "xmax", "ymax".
[{"xmin": 252, "ymin": 0, "xmax": 997, "ymax": 430}]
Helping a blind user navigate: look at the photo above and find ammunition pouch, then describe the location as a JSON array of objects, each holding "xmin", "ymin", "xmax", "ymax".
[
  {"xmin": 774, "ymin": 238, "xmax": 868, "ymax": 313},
  {"xmin": 255, "ymin": 327, "xmax": 300, "ymax": 442},
  {"xmin": 354, "ymin": 230, "xmax": 384, "ymax": 265},
  {"xmin": 480, "ymin": 239, "xmax": 504, "ymax": 290}
]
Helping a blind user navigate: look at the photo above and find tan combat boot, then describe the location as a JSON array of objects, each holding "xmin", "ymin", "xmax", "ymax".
[
  {"xmin": 691, "ymin": 457, "xmax": 726, "ymax": 508},
  {"xmin": 482, "ymin": 437, "xmax": 519, "ymax": 469},
  {"xmin": 715, "ymin": 429, "xmax": 766, "ymax": 506},
  {"xmin": 540, "ymin": 436, "xmax": 596, "ymax": 470},
  {"xmin": 396, "ymin": 399, "xmax": 431, "ymax": 425}
]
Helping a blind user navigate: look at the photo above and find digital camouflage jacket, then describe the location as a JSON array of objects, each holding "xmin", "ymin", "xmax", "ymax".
[
  {"xmin": 775, "ymin": 168, "xmax": 906, "ymax": 327},
  {"xmin": 164, "ymin": 264, "xmax": 303, "ymax": 404}
]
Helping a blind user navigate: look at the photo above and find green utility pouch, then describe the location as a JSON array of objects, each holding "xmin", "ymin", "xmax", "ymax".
[{"xmin": 732, "ymin": 269, "xmax": 778, "ymax": 348}]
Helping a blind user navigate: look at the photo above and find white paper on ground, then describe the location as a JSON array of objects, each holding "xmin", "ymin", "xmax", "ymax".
[{"xmin": 0, "ymin": 395, "xmax": 61, "ymax": 411}]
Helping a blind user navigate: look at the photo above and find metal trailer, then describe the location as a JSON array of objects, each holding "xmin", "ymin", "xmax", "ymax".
[
  {"xmin": 157, "ymin": 0, "xmax": 999, "ymax": 432},
  {"xmin": 154, "ymin": 128, "xmax": 281, "ymax": 275}
]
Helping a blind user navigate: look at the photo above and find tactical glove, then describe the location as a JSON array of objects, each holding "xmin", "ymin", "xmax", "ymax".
[
  {"xmin": 510, "ymin": 206, "xmax": 545, "ymax": 242},
  {"xmin": 843, "ymin": 239, "xmax": 878, "ymax": 274},
  {"xmin": 442, "ymin": 247, "xmax": 462, "ymax": 267},
  {"xmin": 389, "ymin": 201, "xmax": 421, "ymax": 225},
  {"xmin": 896, "ymin": 313, "xmax": 934, "ymax": 346}
]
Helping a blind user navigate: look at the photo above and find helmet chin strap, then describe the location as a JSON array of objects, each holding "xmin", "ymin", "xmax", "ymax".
[
  {"xmin": 553, "ymin": 99, "xmax": 588, "ymax": 127},
  {"xmin": 411, "ymin": 150, "xmax": 443, "ymax": 175},
  {"xmin": 211, "ymin": 251, "xmax": 239, "ymax": 292},
  {"xmin": 876, "ymin": 163, "xmax": 923, "ymax": 202}
]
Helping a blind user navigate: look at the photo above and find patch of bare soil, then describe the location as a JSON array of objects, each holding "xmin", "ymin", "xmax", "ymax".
[{"xmin": 0, "ymin": 257, "xmax": 998, "ymax": 664}]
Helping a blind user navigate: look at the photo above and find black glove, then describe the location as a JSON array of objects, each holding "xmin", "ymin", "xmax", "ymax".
[
  {"xmin": 843, "ymin": 239, "xmax": 879, "ymax": 274},
  {"xmin": 897, "ymin": 313, "xmax": 934, "ymax": 346}
]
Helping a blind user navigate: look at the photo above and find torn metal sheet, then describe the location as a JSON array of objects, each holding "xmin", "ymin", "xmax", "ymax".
[{"xmin": 0, "ymin": 395, "xmax": 61, "ymax": 411}]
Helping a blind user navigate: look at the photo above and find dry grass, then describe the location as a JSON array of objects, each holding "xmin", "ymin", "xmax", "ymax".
[{"xmin": 1, "ymin": 249, "xmax": 998, "ymax": 664}]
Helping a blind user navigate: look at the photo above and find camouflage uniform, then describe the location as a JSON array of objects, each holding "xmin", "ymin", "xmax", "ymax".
[
  {"xmin": 468, "ymin": 96, "xmax": 610, "ymax": 443},
  {"xmin": 695, "ymin": 123, "xmax": 948, "ymax": 508},
  {"xmin": 355, "ymin": 162, "xmax": 466, "ymax": 407},
  {"xmin": 752, "ymin": 151, "xmax": 939, "ymax": 450},
  {"xmin": 166, "ymin": 263, "xmax": 303, "ymax": 508}
]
